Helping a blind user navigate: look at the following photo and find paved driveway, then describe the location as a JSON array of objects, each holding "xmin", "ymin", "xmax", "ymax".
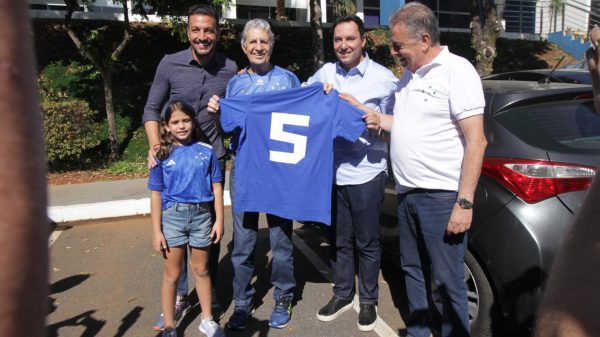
[{"xmin": 47, "ymin": 212, "xmax": 409, "ymax": 337}]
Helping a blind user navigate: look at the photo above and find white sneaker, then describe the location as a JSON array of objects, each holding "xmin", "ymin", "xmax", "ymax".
[{"xmin": 199, "ymin": 317, "xmax": 225, "ymax": 337}]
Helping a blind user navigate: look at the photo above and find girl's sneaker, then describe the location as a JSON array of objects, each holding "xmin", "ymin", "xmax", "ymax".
[
  {"xmin": 199, "ymin": 317, "xmax": 225, "ymax": 337},
  {"xmin": 152, "ymin": 296, "xmax": 191, "ymax": 331}
]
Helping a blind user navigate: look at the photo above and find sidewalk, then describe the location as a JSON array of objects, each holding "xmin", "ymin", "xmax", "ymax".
[{"xmin": 48, "ymin": 173, "xmax": 231, "ymax": 223}]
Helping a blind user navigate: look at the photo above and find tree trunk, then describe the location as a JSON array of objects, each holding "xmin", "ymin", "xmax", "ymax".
[
  {"xmin": 469, "ymin": 0, "xmax": 501, "ymax": 76},
  {"xmin": 0, "ymin": 2, "xmax": 48, "ymax": 337},
  {"xmin": 276, "ymin": 0, "xmax": 287, "ymax": 20},
  {"xmin": 101, "ymin": 69, "xmax": 119, "ymax": 162},
  {"xmin": 310, "ymin": 0, "xmax": 324, "ymax": 71}
]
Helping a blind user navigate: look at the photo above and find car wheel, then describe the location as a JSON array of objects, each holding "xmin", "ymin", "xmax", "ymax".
[{"xmin": 465, "ymin": 250, "xmax": 498, "ymax": 337}]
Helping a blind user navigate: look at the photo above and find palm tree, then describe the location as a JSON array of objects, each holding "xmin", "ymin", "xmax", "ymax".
[{"xmin": 549, "ymin": 0, "xmax": 566, "ymax": 32}]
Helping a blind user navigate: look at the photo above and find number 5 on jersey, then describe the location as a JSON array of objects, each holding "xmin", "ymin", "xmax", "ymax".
[{"xmin": 269, "ymin": 112, "xmax": 310, "ymax": 164}]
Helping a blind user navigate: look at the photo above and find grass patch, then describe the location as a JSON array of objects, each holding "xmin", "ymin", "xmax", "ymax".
[{"xmin": 107, "ymin": 126, "xmax": 147, "ymax": 175}]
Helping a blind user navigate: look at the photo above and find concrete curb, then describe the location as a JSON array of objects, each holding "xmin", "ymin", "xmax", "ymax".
[{"xmin": 48, "ymin": 191, "xmax": 231, "ymax": 223}]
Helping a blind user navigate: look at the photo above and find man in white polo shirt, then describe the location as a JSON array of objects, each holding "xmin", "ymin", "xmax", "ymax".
[{"xmin": 346, "ymin": 3, "xmax": 487, "ymax": 337}]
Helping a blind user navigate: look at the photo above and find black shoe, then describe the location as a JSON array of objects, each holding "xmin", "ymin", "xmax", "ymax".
[
  {"xmin": 357, "ymin": 304, "xmax": 377, "ymax": 331},
  {"xmin": 227, "ymin": 304, "xmax": 254, "ymax": 330},
  {"xmin": 316, "ymin": 296, "xmax": 353, "ymax": 322}
]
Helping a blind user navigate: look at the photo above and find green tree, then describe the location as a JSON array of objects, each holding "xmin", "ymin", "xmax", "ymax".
[
  {"xmin": 60, "ymin": 0, "xmax": 131, "ymax": 162},
  {"xmin": 60, "ymin": 0, "xmax": 232, "ymax": 162}
]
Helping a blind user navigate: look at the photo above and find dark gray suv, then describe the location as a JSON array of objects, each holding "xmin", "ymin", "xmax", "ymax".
[{"xmin": 380, "ymin": 80, "xmax": 600, "ymax": 336}]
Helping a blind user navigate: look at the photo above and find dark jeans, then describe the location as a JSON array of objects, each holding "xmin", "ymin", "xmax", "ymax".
[
  {"xmin": 397, "ymin": 189, "xmax": 469, "ymax": 337},
  {"xmin": 331, "ymin": 171, "xmax": 386, "ymax": 304},
  {"xmin": 229, "ymin": 156, "xmax": 295, "ymax": 307},
  {"xmin": 175, "ymin": 158, "xmax": 225, "ymax": 300}
]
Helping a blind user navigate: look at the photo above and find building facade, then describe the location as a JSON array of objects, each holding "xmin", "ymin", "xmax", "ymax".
[{"xmin": 29, "ymin": 0, "xmax": 598, "ymax": 37}]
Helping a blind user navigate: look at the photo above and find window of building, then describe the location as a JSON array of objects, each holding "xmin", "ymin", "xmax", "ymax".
[
  {"xmin": 407, "ymin": 0, "xmax": 470, "ymax": 30},
  {"xmin": 364, "ymin": 0, "xmax": 380, "ymax": 25},
  {"xmin": 364, "ymin": 8, "xmax": 379, "ymax": 25},
  {"xmin": 503, "ymin": 0, "xmax": 536, "ymax": 33}
]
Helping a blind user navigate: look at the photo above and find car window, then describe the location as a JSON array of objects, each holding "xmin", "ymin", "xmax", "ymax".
[{"xmin": 495, "ymin": 100, "xmax": 600, "ymax": 154}]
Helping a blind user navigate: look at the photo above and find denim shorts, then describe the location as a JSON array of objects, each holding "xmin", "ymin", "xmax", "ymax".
[{"xmin": 162, "ymin": 202, "xmax": 213, "ymax": 249}]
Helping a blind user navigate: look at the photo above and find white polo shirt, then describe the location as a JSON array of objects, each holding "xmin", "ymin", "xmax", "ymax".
[{"xmin": 391, "ymin": 46, "xmax": 485, "ymax": 193}]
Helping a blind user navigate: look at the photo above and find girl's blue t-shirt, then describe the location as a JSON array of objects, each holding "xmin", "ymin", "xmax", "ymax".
[{"xmin": 148, "ymin": 142, "xmax": 223, "ymax": 210}]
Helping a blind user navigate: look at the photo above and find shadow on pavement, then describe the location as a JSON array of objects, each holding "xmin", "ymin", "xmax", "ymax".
[
  {"xmin": 113, "ymin": 306, "xmax": 143, "ymax": 337},
  {"xmin": 47, "ymin": 310, "xmax": 106, "ymax": 337}
]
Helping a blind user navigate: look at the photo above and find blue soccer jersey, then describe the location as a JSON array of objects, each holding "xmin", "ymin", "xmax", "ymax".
[
  {"xmin": 148, "ymin": 142, "xmax": 223, "ymax": 210},
  {"xmin": 226, "ymin": 66, "xmax": 301, "ymax": 151},
  {"xmin": 220, "ymin": 82, "xmax": 366, "ymax": 224}
]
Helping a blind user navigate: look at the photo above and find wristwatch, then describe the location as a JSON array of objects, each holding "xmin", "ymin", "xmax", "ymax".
[{"xmin": 456, "ymin": 197, "xmax": 474, "ymax": 210}]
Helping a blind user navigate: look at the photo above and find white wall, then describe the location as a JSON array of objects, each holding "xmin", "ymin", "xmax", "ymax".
[{"xmin": 536, "ymin": 0, "xmax": 591, "ymax": 35}]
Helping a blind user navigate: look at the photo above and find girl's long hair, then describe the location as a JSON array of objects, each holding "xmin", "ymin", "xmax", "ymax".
[{"xmin": 156, "ymin": 100, "xmax": 208, "ymax": 161}]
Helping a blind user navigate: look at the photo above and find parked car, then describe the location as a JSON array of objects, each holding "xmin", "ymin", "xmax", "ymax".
[
  {"xmin": 562, "ymin": 58, "xmax": 588, "ymax": 70},
  {"xmin": 482, "ymin": 68, "xmax": 591, "ymax": 84},
  {"xmin": 379, "ymin": 80, "xmax": 600, "ymax": 336}
]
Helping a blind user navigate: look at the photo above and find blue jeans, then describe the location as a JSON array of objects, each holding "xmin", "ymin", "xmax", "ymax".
[
  {"xmin": 397, "ymin": 189, "xmax": 469, "ymax": 337},
  {"xmin": 331, "ymin": 171, "xmax": 386, "ymax": 304},
  {"xmin": 162, "ymin": 202, "xmax": 213, "ymax": 248},
  {"xmin": 230, "ymin": 156, "xmax": 295, "ymax": 307},
  {"xmin": 175, "ymin": 158, "xmax": 226, "ymax": 297}
]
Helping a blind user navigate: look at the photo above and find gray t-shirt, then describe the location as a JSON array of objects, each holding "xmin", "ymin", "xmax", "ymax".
[{"xmin": 142, "ymin": 47, "xmax": 238, "ymax": 158}]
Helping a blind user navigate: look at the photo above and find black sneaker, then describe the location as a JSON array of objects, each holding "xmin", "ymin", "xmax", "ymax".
[
  {"xmin": 316, "ymin": 296, "xmax": 353, "ymax": 322},
  {"xmin": 357, "ymin": 304, "xmax": 377, "ymax": 331},
  {"xmin": 227, "ymin": 304, "xmax": 254, "ymax": 330}
]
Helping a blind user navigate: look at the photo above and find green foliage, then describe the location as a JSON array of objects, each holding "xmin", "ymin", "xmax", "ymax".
[
  {"xmin": 38, "ymin": 61, "xmax": 101, "ymax": 102},
  {"xmin": 43, "ymin": 99, "xmax": 103, "ymax": 168},
  {"xmin": 333, "ymin": 0, "xmax": 356, "ymax": 17},
  {"xmin": 492, "ymin": 38, "xmax": 550, "ymax": 73},
  {"xmin": 98, "ymin": 113, "xmax": 132, "ymax": 147},
  {"xmin": 35, "ymin": 18, "xmax": 568, "ymax": 174},
  {"xmin": 107, "ymin": 127, "xmax": 147, "ymax": 175},
  {"xmin": 365, "ymin": 29, "xmax": 398, "ymax": 75},
  {"xmin": 441, "ymin": 32, "xmax": 476, "ymax": 62},
  {"xmin": 119, "ymin": 127, "xmax": 148, "ymax": 162},
  {"xmin": 162, "ymin": 15, "xmax": 188, "ymax": 42}
]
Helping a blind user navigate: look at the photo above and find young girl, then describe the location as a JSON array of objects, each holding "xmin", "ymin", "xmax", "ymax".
[{"xmin": 148, "ymin": 101, "xmax": 225, "ymax": 337}]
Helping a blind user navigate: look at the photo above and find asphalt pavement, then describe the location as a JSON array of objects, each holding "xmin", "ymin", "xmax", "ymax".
[{"xmin": 47, "ymin": 174, "xmax": 410, "ymax": 337}]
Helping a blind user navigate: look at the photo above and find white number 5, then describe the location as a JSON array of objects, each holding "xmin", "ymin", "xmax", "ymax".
[{"xmin": 269, "ymin": 112, "xmax": 310, "ymax": 164}]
